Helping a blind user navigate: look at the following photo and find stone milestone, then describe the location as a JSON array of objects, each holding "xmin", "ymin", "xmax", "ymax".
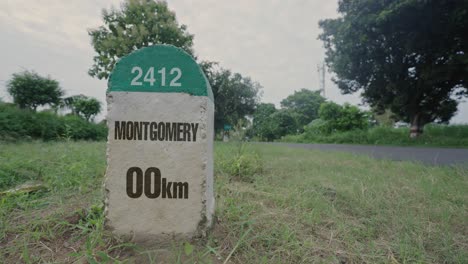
[{"xmin": 105, "ymin": 45, "xmax": 215, "ymax": 244}]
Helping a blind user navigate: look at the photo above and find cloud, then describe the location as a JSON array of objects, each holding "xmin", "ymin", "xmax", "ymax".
[
  {"xmin": 0, "ymin": 0, "xmax": 120, "ymax": 52},
  {"xmin": 0, "ymin": 0, "xmax": 466, "ymax": 123}
]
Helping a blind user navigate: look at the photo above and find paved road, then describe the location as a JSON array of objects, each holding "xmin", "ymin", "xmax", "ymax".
[{"xmin": 268, "ymin": 143, "xmax": 468, "ymax": 166}]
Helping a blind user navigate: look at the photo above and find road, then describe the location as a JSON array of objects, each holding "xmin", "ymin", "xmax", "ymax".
[{"xmin": 269, "ymin": 143, "xmax": 468, "ymax": 166}]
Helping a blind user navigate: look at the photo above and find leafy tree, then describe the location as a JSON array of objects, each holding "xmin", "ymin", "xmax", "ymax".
[
  {"xmin": 64, "ymin": 95, "xmax": 102, "ymax": 121},
  {"xmin": 201, "ymin": 62, "xmax": 262, "ymax": 134},
  {"xmin": 318, "ymin": 102, "xmax": 369, "ymax": 134},
  {"xmin": 280, "ymin": 89, "xmax": 325, "ymax": 130},
  {"xmin": 251, "ymin": 103, "xmax": 278, "ymax": 141},
  {"xmin": 269, "ymin": 110, "xmax": 300, "ymax": 138},
  {"xmin": 319, "ymin": 0, "xmax": 468, "ymax": 137},
  {"xmin": 7, "ymin": 71, "xmax": 64, "ymax": 111},
  {"xmin": 88, "ymin": 0, "xmax": 194, "ymax": 79}
]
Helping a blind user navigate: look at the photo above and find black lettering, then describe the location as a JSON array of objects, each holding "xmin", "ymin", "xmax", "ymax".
[
  {"xmin": 115, "ymin": 121, "xmax": 126, "ymax": 140},
  {"xmin": 126, "ymin": 121, "xmax": 134, "ymax": 140},
  {"xmin": 134, "ymin": 122, "xmax": 142, "ymax": 140},
  {"xmin": 157, "ymin": 122, "xmax": 165, "ymax": 141},
  {"xmin": 191, "ymin": 123, "xmax": 199, "ymax": 142},
  {"xmin": 183, "ymin": 123, "xmax": 190, "ymax": 141},
  {"xmin": 150, "ymin": 122, "xmax": 158, "ymax": 141},
  {"xmin": 166, "ymin": 122, "xmax": 178, "ymax": 141},
  {"xmin": 162, "ymin": 178, "xmax": 172, "ymax": 198},
  {"xmin": 177, "ymin": 123, "xmax": 184, "ymax": 141},
  {"xmin": 142, "ymin": 122, "xmax": 150, "ymax": 140},
  {"xmin": 126, "ymin": 167, "xmax": 143, "ymax": 198},
  {"xmin": 173, "ymin": 182, "xmax": 189, "ymax": 199},
  {"xmin": 144, "ymin": 167, "xmax": 161, "ymax": 198}
]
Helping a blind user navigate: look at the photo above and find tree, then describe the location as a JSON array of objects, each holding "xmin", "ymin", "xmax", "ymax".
[
  {"xmin": 319, "ymin": 0, "xmax": 468, "ymax": 137},
  {"xmin": 251, "ymin": 103, "xmax": 278, "ymax": 141},
  {"xmin": 64, "ymin": 95, "xmax": 102, "ymax": 121},
  {"xmin": 269, "ymin": 110, "xmax": 300, "ymax": 138},
  {"xmin": 280, "ymin": 89, "xmax": 325, "ymax": 130},
  {"xmin": 7, "ymin": 71, "xmax": 64, "ymax": 111},
  {"xmin": 88, "ymin": 0, "xmax": 194, "ymax": 79},
  {"xmin": 201, "ymin": 62, "xmax": 262, "ymax": 134},
  {"xmin": 318, "ymin": 102, "xmax": 369, "ymax": 134}
]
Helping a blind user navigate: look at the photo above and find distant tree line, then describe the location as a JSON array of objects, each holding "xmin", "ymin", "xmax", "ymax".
[
  {"xmin": 6, "ymin": 70, "xmax": 102, "ymax": 121},
  {"xmin": 1, "ymin": 71, "xmax": 105, "ymax": 141},
  {"xmin": 248, "ymin": 89, "xmax": 369, "ymax": 141}
]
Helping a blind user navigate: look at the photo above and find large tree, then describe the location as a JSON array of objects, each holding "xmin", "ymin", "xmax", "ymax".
[
  {"xmin": 201, "ymin": 62, "xmax": 262, "ymax": 134},
  {"xmin": 88, "ymin": 0, "xmax": 194, "ymax": 79},
  {"xmin": 7, "ymin": 71, "xmax": 64, "ymax": 111},
  {"xmin": 280, "ymin": 89, "xmax": 325, "ymax": 130},
  {"xmin": 319, "ymin": 0, "xmax": 468, "ymax": 137}
]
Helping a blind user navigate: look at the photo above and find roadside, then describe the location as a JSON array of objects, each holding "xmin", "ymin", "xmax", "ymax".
[
  {"xmin": 0, "ymin": 141, "xmax": 466, "ymax": 263},
  {"xmin": 269, "ymin": 142, "xmax": 468, "ymax": 166}
]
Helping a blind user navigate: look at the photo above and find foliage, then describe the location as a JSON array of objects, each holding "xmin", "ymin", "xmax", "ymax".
[
  {"xmin": 0, "ymin": 103, "xmax": 106, "ymax": 141},
  {"xmin": 88, "ymin": 0, "xmax": 194, "ymax": 79},
  {"xmin": 6, "ymin": 71, "xmax": 64, "ymax": 111},
  {"xmin": 269, "ymin": 110, "xmax": 300, "ymax": 138},
  {"xmin": 64, "ymin": 95, "xmax": 102, "ymax": 121},
  {"xmin": 372, "ymin": 108, "xmax": 395, "ymax": 127},
  {"xmin": 280, "ymin": 89, "xmax": 325, "ymax": 130},
  {"xmin": 319, "ymin": 0, "xmax": 468, "ymax": 136},
  {"xmin": 250, "ymin": 105, "xmax": 301, "ymax": 142},
  {"xmin": 284, "ymin": 124, "xmax": 468, "ymax": 148},
  {"xmin": 216, "ymin": 134, "xmax": 263, "ymax": 182},
  {"xmin": 201, "ymin": 62, "xmax": 262, "ymax": 134},
  {"xmin": 250, "ymin": 103, "xmax": 278, "ymax": 141},
  {"xmin": 317, "ymin": 102, "xmax": 369, "ymax": 134}
]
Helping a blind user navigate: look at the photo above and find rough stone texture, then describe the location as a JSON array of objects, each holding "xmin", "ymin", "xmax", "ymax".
[{"xmin": 105, "ymin": 92, "xmax": 214, "ymax": 244}]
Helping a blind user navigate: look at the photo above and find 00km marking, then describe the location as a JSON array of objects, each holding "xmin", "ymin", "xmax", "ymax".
[{"xmin": 126, "ymin": 167, "xmax": 188, "ymax": 199}]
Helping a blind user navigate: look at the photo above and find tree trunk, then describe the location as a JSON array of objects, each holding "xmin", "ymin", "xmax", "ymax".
[{"xmin": 409, "ymin": 113, "xmax": 424, "ymax": 138}]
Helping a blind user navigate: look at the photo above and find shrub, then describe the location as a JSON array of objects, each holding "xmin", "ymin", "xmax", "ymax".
[
  {"xmin": 318, "ymin": 102, "xmax": 369, "ymax": 133},
  {"xmin": 216, "ymin": 126, "xmax": 263, "ymax": 182},
  {"xmin": 0, "ymin": 103, "xmax": 107, "ymax": 141},
  {"xmin": 281, "ymin": 124, "xmax": 468, "ymax": 147}
]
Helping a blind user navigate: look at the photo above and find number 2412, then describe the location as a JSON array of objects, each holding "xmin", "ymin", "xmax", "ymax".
[{"xmin": 131, "ymin": 67, "xmax": 182, "ymax": 87}]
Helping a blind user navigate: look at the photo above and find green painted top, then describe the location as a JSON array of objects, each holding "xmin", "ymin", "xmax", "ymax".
[{"xmin": 108, "ymin": 45, "xmax": 213, "ymax": 101}]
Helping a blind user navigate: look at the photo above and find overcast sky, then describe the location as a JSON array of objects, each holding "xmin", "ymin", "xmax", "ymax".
[{"xmin": 0, "ymin": 0, "xmax": 467, "ymax": 123}]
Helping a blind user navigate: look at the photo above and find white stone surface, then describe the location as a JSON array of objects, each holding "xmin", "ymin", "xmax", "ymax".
[{"xmin": 105, "ymin": 92, "xmax": 214, "ymax": 244}]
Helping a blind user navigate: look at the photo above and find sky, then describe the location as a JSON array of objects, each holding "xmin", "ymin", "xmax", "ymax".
[{"xmin": 0, "ymin": 0, "xmax": 467, "ymax": 123}]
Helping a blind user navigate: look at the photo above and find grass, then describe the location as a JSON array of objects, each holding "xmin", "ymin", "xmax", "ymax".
[
  {"xmin": 0, "ymin": 141, "xmax": 467, "ymax": 263},
  {"xmin": 281, "ymin": 124, "xmax": 468, "ymax": 148}
]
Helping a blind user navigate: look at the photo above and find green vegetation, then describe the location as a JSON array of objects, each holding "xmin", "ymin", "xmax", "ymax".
[
  {"xmin": 0, "ymin": 103, "xmax": 106, "ymax": 141},
  {"xmin": 319, "ymin": 0, "xmax": 468, "ymax": 136},
  {"xmin": 282, "ymin": 124, "xmax": 468, "ymax": 148},
  {"xmin": 249, "ymin": 90, "xmax": 326, "ymax": 141},
  {"xmin": 1, "ymin": 141, "xmax": 466, "ymax": 263},
  {"xmin": 63, "ymin": 95, "xmax": 102, "ymax": 122},
  {"xmin": 7, "ymin": 70, "xmax": 64, "ymax": 111},
  {"xmin": 88, "ymin": 0, "xmax": 194, "ymax": 79},
  {"xmin": 201, "ymin": 62, "xmax": 262, "ymax": 134}
]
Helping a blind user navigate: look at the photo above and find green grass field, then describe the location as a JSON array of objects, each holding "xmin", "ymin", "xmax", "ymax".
[{"xmin": 0, "ymin": 141, "xmax": 467, "ymax": 263}]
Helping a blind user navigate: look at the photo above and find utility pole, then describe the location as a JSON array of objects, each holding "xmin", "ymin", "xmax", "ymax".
[{"xmin": 317, "ymin": 62, "xmax": 326, "ymax": 97}]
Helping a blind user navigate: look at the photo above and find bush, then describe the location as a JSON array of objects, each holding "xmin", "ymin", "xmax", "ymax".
[
  {"xmin": 281, "ymin": 124, "xmax": 468, "ymax": 147},
  {"xmin": 318, "ymin": 102, "xmax": 369, "ymax": 133},
  {"xmin": 0, "ymin": 103, "xmax": 107, "ymax": 141}
]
